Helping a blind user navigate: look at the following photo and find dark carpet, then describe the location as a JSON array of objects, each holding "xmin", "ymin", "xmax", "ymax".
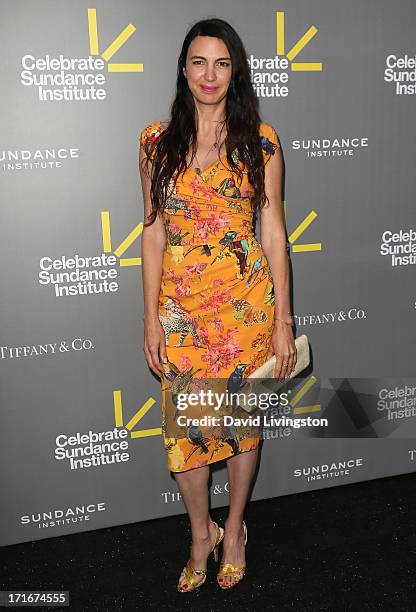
[{"xmin": 2, "ymin": 472, "xmax": 416, "ymax": 611}]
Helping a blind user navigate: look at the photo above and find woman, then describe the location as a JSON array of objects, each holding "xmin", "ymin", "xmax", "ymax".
[{"xmin": 139, "ymin": 18, "xmax": 296, "ymax": 592}]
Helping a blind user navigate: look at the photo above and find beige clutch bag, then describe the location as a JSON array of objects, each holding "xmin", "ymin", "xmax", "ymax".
[
  {"xmin": 236, "ymin": 334, "xmax": 310, "ymax": 414},
  {"xmin": 247, "ymin": 333, "xmax": 310, "ymax": 380}
]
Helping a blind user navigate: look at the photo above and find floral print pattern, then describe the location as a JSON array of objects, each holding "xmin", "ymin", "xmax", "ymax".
[{"xmin": 140, "ymin": 120, "xmax": 281, "ymax": 472}]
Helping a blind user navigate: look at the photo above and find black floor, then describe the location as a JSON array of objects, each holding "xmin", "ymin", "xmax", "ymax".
[{"xmin": 2, "ymin": 472, "xmax": 416, "ymax": 611}]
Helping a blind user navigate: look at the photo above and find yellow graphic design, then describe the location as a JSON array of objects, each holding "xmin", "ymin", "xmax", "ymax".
[
  {"xmin": 101, "ymin": 211, "xmax": 143, "ymax": 266},
  {"xmin": 88, "ymin": 8, "xmax": 143, "ymax": 73},
  {"xmin": 114, "ymin": 390, "xmax": 162, "ymax": 438},
  {"xmin": 276, "ymin": 11, "xmax": 323, "ymax": 72},
  {"xmin": 284, "ymin": 202, "xmax": 322, "ymax": 253},
  {"xmin": 290, "ymin": 375, "xmax": 321, "ymax": 415}
]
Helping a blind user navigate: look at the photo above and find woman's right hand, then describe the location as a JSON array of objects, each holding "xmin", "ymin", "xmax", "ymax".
[{"xmin": 143, "ymin": 315, "xmax": 168, "ymax": 377}]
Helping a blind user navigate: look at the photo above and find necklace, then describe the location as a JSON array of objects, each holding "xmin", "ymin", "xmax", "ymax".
[{"xmin": 193, "ymin": 132, "xmax": 225, "ymax": 175}]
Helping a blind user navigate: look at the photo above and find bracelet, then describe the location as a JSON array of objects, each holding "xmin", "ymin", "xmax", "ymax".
[
  {"xmin": 275, "ymin": 311, "xmax": 293, "ymax": 325},
  {"xmin": 275, "ymin": 317, "xmax": 293, "ymax": 325}
]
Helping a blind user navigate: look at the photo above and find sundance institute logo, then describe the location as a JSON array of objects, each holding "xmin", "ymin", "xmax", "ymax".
[
  {"xmin": 20, "ymin": 8, "xmax": 143, "ymax": 102},
  {"xmin": 37, "ymin": 212, "xmax": 143, "ymax": 297},
  {"xmin": 249, "ymin": 11, "xmax": 323, "ymax": 97}
]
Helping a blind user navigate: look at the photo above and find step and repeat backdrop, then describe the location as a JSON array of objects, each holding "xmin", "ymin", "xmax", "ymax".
[{"xmin": 1, "ymin": 0, "xmax": 415, "ymax": 546}]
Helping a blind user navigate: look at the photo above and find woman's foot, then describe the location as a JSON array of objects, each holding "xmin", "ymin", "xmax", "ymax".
[
  {"xmin": 217, "ymin": 520, "xmax": 247, "ymax": 588},
  {"xmin": 177, "ymin": 519, "xmax": 221, "ymax": 591}
]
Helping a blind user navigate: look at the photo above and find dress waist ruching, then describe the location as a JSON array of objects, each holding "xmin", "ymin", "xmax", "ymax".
[{"xmin": 163, "ymin": 212, "xmax": 256, "ymax": 248}]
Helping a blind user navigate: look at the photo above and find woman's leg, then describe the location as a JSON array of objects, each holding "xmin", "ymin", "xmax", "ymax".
[
  {"xmin": 220, "ymin": 447, "xmax": 259, "ymax": 587},
  {"xmin": 174, "ymin": 465, "xmax": 219, "ymax": 589}
]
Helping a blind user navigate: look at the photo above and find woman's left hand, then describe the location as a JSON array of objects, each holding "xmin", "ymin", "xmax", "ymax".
[{"xmin": 266, "ymin": 320, "xmax": 297, "ymax": 379}]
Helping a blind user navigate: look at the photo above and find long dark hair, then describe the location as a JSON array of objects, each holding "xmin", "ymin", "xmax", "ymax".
[{"xmin": 143, "ymin": 17, "xmax": 267, "ymax": 227}]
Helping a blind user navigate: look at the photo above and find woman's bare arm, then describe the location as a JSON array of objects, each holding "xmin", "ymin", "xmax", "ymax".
[
  {"xmin": 259, "ymin": 136, "xmax": 291, "ymax": 324},
  {"xmin": 139, "ymin": 143, "xmax": 167, "ymax": 317},
  {"xmin": 138, "ymin": 139, "xmax": 167, "ymax": 375},
  {"xmin": 259, "ymin": 130, "xmax": 297, "ymax": 377}
]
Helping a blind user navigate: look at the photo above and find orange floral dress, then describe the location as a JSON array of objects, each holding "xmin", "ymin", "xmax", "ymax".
[{"xmin": 140, "ymin": 120, "xmax": 280, "ymax": 472}]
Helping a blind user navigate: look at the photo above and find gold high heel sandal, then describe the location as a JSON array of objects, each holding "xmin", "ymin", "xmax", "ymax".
[
  {"xmin": 217, "ymin": 521, "xmax": 248, "ymax": 589},
  {"xmin": 177, "ymin": 521, "xmax": 225, "ymax": 593}
]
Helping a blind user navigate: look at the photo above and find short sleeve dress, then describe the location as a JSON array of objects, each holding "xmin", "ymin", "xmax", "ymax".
[{"xmin": 139, "ymin": 120, "xmax": 281, "ymax": 472}]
